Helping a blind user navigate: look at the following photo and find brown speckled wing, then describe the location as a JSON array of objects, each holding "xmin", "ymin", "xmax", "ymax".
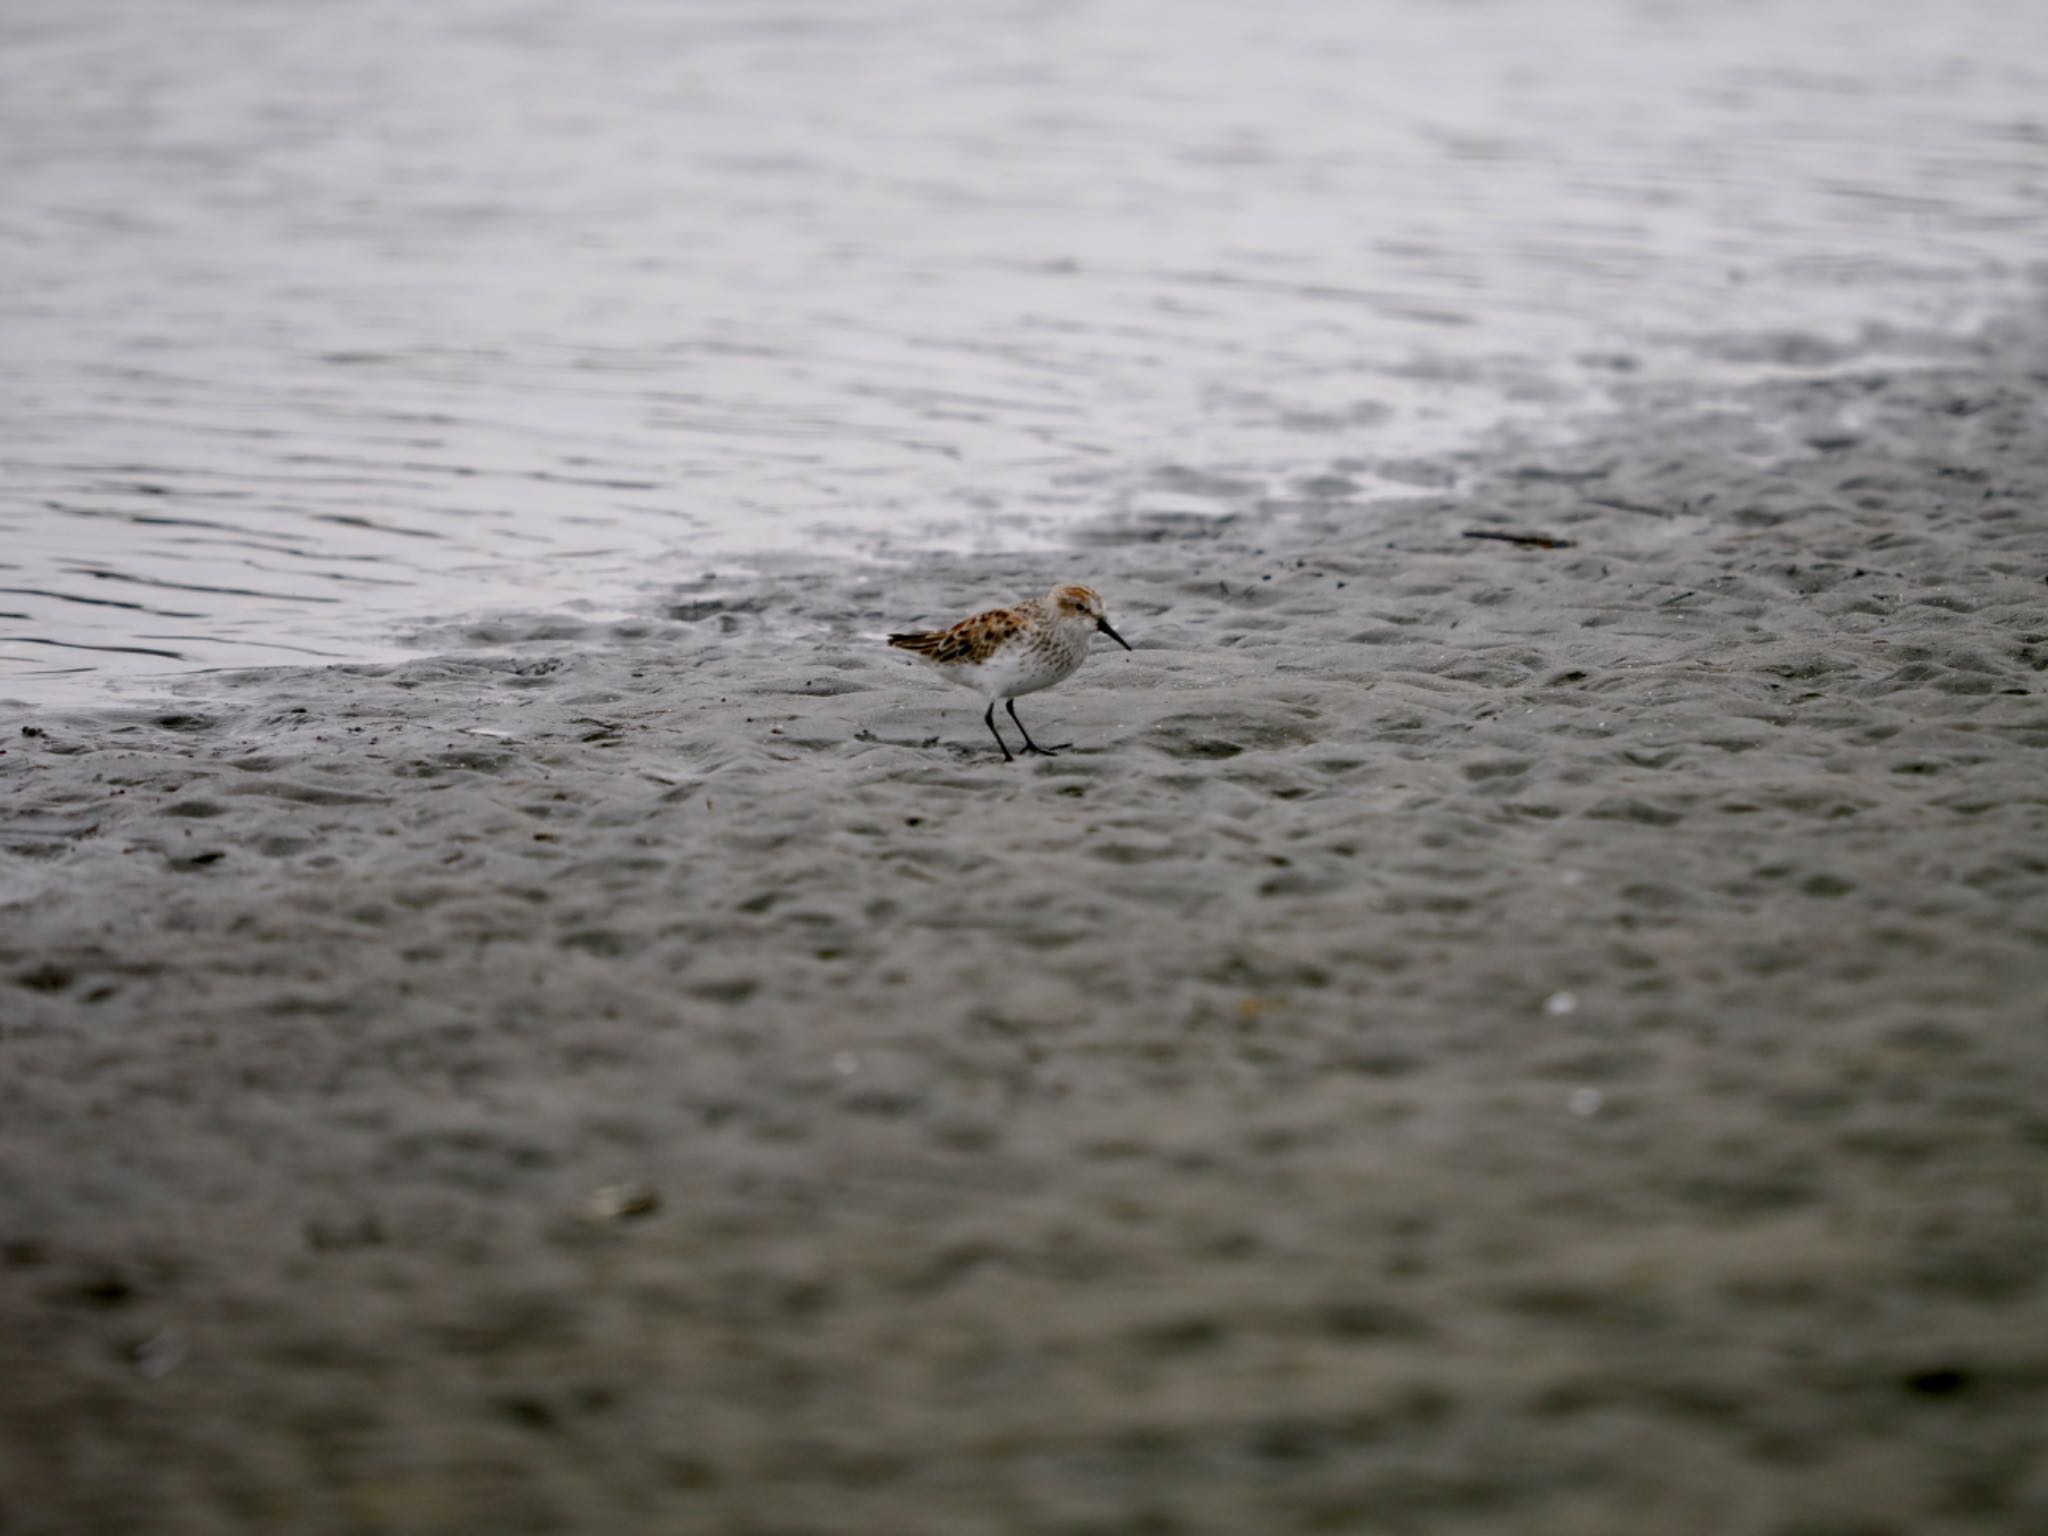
[{"xmin": 888, "ymin": 607, "xmax": 1025, "ymax": 665}]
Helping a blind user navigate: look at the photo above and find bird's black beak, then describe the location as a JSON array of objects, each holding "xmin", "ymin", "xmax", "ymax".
[{"xmin": 1097, "ymin": 617, "xmax": 1132, "ymax": 651}]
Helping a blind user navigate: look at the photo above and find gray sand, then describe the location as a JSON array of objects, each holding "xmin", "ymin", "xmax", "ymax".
[{"xmin": 4, "ymin": 320, "xmax": 2048, "ymax": 1533}]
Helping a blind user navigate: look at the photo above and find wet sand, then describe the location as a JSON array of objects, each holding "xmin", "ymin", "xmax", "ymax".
[{"xmin": 4, "ymin": 316, "xmax": 2048, "ymax": 1534}]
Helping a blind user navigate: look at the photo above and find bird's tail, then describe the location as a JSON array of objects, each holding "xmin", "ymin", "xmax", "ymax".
[{"xmin": 887, "ymin": 631, "xmax": 944, "ymax": 656}]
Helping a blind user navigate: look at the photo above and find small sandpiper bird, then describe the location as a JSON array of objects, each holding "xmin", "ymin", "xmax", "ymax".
[{"xmin": 888, "ymin": 582, "xmax": 1133, "ymax": 761}]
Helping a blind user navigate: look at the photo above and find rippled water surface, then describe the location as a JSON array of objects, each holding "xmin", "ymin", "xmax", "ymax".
[{"xmin": 3, "ymin": 0, "xmax": 2043, "ymax": 698}]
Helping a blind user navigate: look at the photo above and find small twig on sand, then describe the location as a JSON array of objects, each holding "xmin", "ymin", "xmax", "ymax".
[
  {"xmin": 1511, "ymin": 465, "xmax": 1611, "ymax": 483},
  {"xmin": 1462, "ymin": 529, "xmax": 1576, "ymax": 550},
  {"xmin": 1586, "ymin": 496, "xmax": 1674, "ymax": 518}
]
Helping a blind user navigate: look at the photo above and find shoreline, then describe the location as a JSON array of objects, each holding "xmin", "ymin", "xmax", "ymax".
[{"xmin": 5, "ymin": 312, "xmax": 2048, "ymax": 1533}]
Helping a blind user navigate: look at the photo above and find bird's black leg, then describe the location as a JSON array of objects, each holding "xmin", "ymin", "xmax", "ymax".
[
  {"xmin": 1007, "ymin": 699, "xmax": 1070, "ymax": 756},
  {"xmin": 983, "ymin": 701, "xmax": 1014, "ymax": 763}
]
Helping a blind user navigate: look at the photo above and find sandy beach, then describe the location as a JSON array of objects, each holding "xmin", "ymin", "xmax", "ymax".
[{"xmin": 4, "ymin": 307, "xmax": 2046, "ymax": 1533}]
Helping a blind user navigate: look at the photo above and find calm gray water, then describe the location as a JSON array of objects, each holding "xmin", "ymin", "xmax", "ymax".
[{"xmin": 3, "ymin": 0, "xmax": 2043, "ymax": 700}]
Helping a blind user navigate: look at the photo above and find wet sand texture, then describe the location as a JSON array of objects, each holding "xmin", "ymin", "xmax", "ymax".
[{"xmin": 4, "ymin": 327, "xmax": 2048, "ymax": 1533}]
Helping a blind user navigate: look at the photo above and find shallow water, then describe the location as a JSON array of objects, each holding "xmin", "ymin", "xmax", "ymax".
[{"xmin": 3, "ymin": 0, "xmax": 2043, "ymax": 700}]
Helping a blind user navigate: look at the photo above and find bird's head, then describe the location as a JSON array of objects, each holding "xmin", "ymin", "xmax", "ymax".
[{"xmin": 1050, "ymin": 583, "xmax": 1132, "ymax": 650}]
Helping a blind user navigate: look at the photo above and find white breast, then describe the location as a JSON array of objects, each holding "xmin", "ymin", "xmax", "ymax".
[{"xmin": 944, "ymin": 625, "xmax": 1089, "ymax": 699}]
